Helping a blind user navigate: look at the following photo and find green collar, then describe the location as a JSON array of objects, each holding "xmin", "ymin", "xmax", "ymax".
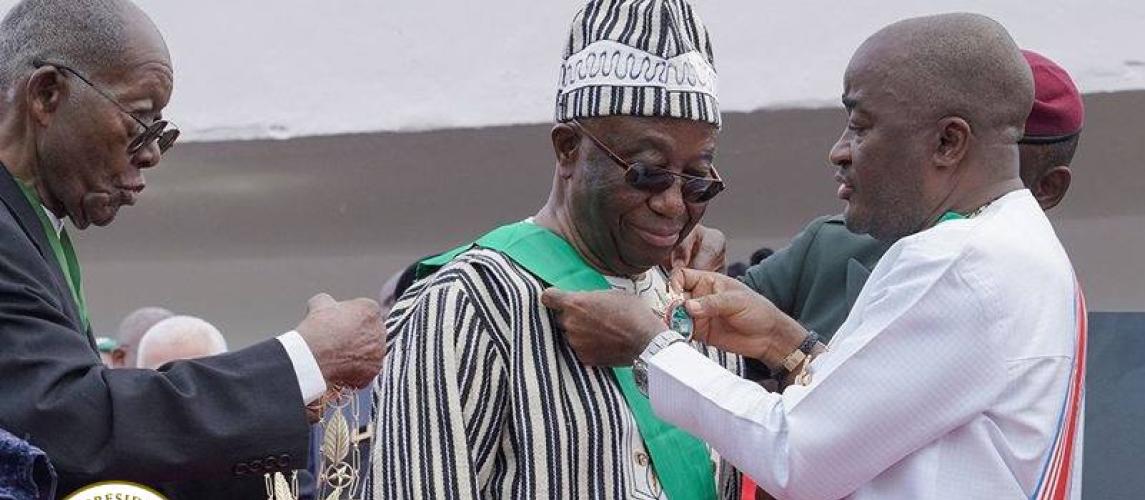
[{"xmin": 14, "ymin": 181, "xmax": 89, "ymax": 331}]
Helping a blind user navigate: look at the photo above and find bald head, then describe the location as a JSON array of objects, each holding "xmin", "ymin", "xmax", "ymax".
[
  {"xmin": 850, "ymin": 13, "xmax": 1033, "ymax": 142},
  {"xmin": 136, "ymin": 316, "xmax": 227, "ymax": 370},
  {"xmin": 831, "ymin": 14, "xmax": 1035, "ymax": 241},
  {"xmin": 0, "ymin": 0, "xmax": 169, "ymax": 92},
  {"xmin": 116, "ymin": 306, "xmax": 173, "ymax": 367}
]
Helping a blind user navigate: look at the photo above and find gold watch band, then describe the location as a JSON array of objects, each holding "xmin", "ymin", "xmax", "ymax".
[{"xmin": 780, "ymin": 347, "xmax": 807, "ymax": 372}]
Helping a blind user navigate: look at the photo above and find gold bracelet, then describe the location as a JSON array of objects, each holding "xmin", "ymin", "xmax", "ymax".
[
  {"xmin": 780, "ymin": 347, "xmax": 807, "ymax": 372},
  {"xmin": 794, "ymin": 346, "xmax": 827, "ymax": 386},
  {"xmin": 793, "ymin": 356, "xmax": 811, "ymax": 386}
]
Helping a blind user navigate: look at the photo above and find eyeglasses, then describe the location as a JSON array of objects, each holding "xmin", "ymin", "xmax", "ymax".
[
  {"xmin": 571, "ymin": 120, "xmax": 724, "ymax": 203},
  {"xmin": 32, "ymin": 60, "xmax": 179, "ymax": 155}
]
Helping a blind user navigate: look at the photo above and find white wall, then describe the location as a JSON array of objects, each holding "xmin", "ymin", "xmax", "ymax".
[{"xmin": 1, "ymin": 1, "xmax": 1141, "ymax": 140}]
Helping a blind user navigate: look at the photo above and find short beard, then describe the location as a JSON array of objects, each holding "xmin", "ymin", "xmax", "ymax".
[{"xmin": 845, "ymin": 191, "xmax": 926, "ymax": 242}]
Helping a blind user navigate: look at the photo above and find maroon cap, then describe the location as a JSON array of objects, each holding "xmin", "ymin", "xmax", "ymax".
[{"xmin": 1021, "ymin": 49, "xmax": 1084, "ymax": 143}]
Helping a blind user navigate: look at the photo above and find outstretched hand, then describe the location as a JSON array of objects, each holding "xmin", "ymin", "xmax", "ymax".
[
  {"xmin": 666, "ymin": 225, "xmax": 727, "ymax": 273},
  {"xmin": 670, "ymin": 269, "xmax": 807, "ymax": 366},
  {"xmin": 541, "ymin": 289, "xmax": 666, "ymax": 367},
  {"xmin": 296, "ymin": 293, "xmax": 387, "ymax": 391}
]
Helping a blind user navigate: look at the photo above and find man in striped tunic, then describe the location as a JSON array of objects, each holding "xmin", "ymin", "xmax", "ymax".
[{"xmin": 372, "ymin": 1, "xmax": 741, "ymax": 498}]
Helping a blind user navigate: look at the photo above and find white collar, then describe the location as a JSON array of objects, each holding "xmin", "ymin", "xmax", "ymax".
[{"xmin": 41, "ymin": 205, "xmax": 64, "ymax": 236}]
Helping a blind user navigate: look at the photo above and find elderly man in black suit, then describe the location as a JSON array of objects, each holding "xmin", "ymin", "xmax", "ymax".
[{"xmin": 0, "ymin": 0, "xmax": 385, "ymax": 496}]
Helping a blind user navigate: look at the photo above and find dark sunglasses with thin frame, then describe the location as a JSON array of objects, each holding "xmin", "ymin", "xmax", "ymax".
[
  {"xmin": 571, "ymin": 119, "xmax": 725, "ymax": 203},
  {"xmin": 32, "ymin": 60, "xmax": 179, "ymax": 155}
]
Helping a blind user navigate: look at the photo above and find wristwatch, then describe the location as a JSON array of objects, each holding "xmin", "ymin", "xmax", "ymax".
[
  {"xmin": 633, "ymin": 330, "xmax": 688, "ymax": 397},
  {"xmin": 770, "ymin": 330, "xmax": 820, "ymax": 380}
]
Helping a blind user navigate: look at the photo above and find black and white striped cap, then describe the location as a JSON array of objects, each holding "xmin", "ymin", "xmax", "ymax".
[{"xmin": 555, "ymin": 0, "xmax": 720, "ymax": 127}]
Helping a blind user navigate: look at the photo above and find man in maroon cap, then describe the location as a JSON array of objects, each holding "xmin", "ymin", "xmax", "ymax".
[{"xmin": 1018, "ymin": 49, "xmax": 1085, "ymax": 211}]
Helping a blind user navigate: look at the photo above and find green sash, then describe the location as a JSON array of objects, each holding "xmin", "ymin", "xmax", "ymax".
[
  {"xmin": 15, "ymin": 182, "xmax": 89, "ymax": 331},
  {"xmin": 937, "ymin": 211, "xmax": 967, "ymax": 224},
  {"xmin": 420, "ymin": 221, "xmax": 717, "ymax": 500}
]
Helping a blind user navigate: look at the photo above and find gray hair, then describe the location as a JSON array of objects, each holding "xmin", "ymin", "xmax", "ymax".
[
  {"xmin": 116, "ymin": 306, "xmax": 174, "ymax": 366},
  {"xmin": 0, "ymin": 0, "xmax": 135, "ymax": 93},
  {"xmin": 136, "ymin": 315, "xmax": 228, "ymax": 369}
]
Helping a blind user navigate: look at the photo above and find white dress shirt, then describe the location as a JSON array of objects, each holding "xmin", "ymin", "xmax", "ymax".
[
  {"xmin": 276, "ymin": 331, "xmax": 326, "ymax": 403},
  {"xmin": 645, "ymin": 190, "xmax": 1082, "ymax": 499}
]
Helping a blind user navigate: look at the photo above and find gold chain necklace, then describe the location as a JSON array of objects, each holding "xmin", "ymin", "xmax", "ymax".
[{"xmin": 266, "ymin": 386, "xmax": 368, "ymax": 500}]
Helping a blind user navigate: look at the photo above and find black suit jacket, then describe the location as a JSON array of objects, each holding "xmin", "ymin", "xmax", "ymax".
[{"xmin": 0, "ymin": 166, "xmax": 310, "ymax": 496}]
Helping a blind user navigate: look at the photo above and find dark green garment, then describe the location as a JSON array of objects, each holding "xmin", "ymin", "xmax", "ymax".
[{"xmin": 739, "ymin": 215, "xmax": 892, "ymax": 379}]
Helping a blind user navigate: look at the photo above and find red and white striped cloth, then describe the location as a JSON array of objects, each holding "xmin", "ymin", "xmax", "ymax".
[{"xmin": 1031, "ymin": 283, "xmax": 1088, "ymax": 500}]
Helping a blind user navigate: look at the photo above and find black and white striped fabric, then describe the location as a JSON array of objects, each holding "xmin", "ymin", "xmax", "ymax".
[
  {"xmin": 372, "ymin": 248, "xmax": 742, "ymax": 499},
  {"xmin": 555, "ymin": 0, "xmax": 721, "ymax": 127}
]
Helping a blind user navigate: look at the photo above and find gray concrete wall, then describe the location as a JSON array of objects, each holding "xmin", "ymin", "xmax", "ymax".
[{"xmin": 76, "ymin": 91, "xmax": 1145, "ymax": 347}]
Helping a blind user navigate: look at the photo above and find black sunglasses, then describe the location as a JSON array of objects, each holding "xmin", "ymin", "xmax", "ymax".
[
  {"xmin": 571, "ymin": 120, "xmax": 724, "ymax": 203},
  {"xmin": 33, "ymin": 60, "xmax": 179, "ymax": 155}
]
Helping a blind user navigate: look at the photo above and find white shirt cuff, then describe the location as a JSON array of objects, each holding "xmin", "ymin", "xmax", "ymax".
[
  {"xmin": 647, "ymin": 341, "xmax": 740, "ymax": 424},
  {"xmin": 276, "ymin": 330, "xmax": 327, "ymax": 404}
]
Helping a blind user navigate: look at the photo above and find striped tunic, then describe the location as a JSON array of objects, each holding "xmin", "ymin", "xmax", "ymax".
[{"xmin": 372, "ymin": 248, "xmax": 742, "ymax": 499}]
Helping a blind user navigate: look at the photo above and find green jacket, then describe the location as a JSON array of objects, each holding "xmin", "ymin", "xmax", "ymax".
[{"xmin": 740, "ymin": 215, "xmax": 892, "ymax": 342}]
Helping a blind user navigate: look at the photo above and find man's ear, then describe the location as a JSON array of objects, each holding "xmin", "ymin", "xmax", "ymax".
[
  {"xmin": 25, "ymin": 66, "xmax": 67, "ymax": 128},
  {"xmin": 551, "ymin": 123, "xmax": 581, "ymax": 179},
  {"xmin": 110, "ymin": 348, "xmax": 128, "ymax": 368},
  {"xmin": 933, "ymin": 116, "xmax": 972, "ymax": 171},
  {"xmin": 1031, "ymin": 165, "xmax": 1072, "ymax": 211}
]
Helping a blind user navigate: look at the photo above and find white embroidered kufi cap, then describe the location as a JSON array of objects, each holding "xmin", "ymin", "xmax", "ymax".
[{"xmin": 555, "ymin": 0, "xmax": 720, "ymax": 127}]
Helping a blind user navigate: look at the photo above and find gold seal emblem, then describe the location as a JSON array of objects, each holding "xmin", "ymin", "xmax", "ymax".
[{"xmin": 64, "ymin": 481, "xmax": 168, "ymax": 500}]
